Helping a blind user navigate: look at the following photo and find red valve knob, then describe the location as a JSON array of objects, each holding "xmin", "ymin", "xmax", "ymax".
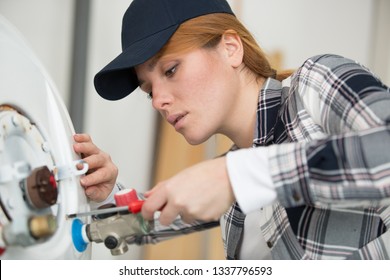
[{"xmin": 114, "ymin": 189, "xmax": 138, "ymax": 207}]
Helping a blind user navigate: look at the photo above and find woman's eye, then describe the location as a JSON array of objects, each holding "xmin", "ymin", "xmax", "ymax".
[
  {"xmin": 165, "ymin": 65, "xmax": 177, "ymax": 77},
  {"xmin": 147, "ymin": 92, "xmax": 153, "ymax": 100}
]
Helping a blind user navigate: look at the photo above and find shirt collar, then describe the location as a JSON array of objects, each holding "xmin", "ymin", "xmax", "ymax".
[{"xmin": 253, "ymin": 78, "xmax": 283, "ymax": 146}]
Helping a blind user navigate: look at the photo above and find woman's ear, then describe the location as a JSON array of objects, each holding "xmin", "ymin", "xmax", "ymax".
[{"xmin": 221, "ymin": 30, "xmax": 244, "ymax": 68}]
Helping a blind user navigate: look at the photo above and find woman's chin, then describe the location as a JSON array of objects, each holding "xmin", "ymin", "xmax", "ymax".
[{"xmin": 182, "ymin": 132, "xmax": 211, "ymax": 146}]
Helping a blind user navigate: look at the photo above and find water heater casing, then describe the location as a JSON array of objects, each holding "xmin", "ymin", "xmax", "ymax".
[{"xmin": 0, "ymin": 15, "xmax": 91, "ymax": 260}]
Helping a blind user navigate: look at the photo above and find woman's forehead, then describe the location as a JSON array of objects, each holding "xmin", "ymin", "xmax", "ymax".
[{"xmin": 135, "ymin": 56, "xmax": 159, "ymax": 74}]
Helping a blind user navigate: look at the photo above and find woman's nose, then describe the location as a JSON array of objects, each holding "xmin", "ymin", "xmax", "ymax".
[{"xmin": 151, "ymin": 86, "xmax": 173, "ymax": 110}]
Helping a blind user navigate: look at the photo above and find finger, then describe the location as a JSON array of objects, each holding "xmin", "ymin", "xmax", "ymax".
[
  {"xmin": 76, "ymin": 162, "xmax": 87, "ymax": 170},
  {"xmin": 73, "ymin": 142, "xmax": 100, "ymax": 156},
  {"xmin": 73, "ymin": 133, "xmax": 92, "ymax": 143},
  {"xmin": 143, "ymin": 189, "xmax": 155, "ymax": 198},
  {"xmin": 84, "ymin": 186, "xmax": 107, "ymax": 202},
  {"xmin": 158, "ymin": 203, "xmax": 181, "ymax": 226},
  {"xmin": 179, "ymin": 214, "xmax": 196, "ymax": 225},
  {"xmin": 81, "ymin": 153, "xmax": 107, "ymax": 172},
  {"xmin": 84, "ymin": 186, "xmax": 97, "ymax": 198},
  {"xmin": 80, "ymin": 168, "xmax": 111, "ymax": 187},
  {"xmin": 142, "ymin": 191, "xmax": 168, "ymax": 220}
]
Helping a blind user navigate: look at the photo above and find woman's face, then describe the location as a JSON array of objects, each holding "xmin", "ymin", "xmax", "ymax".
[{"xmin": 135, "ymin": 42, "xmax": 241, "ymax": 145}]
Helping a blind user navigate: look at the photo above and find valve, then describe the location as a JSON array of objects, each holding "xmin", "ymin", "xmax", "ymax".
[
  {"xmin": 71, "ymin": 189, "xmax": 153, "ymax": 256},
  {"xmin": 22, "ymin": 166, "xmax": 58, "ymax": 209}
]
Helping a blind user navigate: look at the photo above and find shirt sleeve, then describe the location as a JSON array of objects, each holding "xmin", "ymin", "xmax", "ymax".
[
  {"xmin": 226, "ymin": 147, "xmax": 277, "ymax": 214},
  {"xmin": 224, "ymin": 56, "xmax": 390, "ymax": 212},
  {"xmin": 270, "ymin": 54, "xmax": 390, "ymax": 208}
]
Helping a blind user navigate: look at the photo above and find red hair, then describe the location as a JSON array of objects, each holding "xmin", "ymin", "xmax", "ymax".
[{"xmin": 156, "ymin": 13, "xmax": 292, "ymax": 81}]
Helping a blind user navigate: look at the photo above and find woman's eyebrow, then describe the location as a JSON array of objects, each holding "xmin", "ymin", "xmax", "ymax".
[
  {"xmin": 137, "ymin": 57, "xmax": 161, "ymax": 87},
  {"xmin": 147, "ymin": 57, "xmax": 159, "ymax": 72}
]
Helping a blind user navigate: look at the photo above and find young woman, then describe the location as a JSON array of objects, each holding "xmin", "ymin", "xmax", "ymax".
[{"xmin": 74, "ymin": 0, "xmax": 390, "ymax": 259}]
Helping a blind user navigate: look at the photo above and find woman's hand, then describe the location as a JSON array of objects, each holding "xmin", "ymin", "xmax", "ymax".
[
  {"xmin": 142, "ymin": 157, "xmax": 235, "ymax": 225},
  {"xmin": 73, "ymin": 133, "xmax": 118, "ymax": 202}
]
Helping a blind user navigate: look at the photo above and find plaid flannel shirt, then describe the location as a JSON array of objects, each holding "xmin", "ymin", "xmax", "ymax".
[{"xmin": 129, "ymin": 54, "xmax": 390, "ymax": 260}]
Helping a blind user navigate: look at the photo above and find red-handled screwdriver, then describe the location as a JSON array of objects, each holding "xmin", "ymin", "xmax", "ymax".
[{"xmin": 66, "ymin": 200, "xmax": 144, "ymax": 219}]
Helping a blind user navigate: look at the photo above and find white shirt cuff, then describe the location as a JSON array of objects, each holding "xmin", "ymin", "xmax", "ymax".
[{"xmin": 226, "ymin": 147, "xmax": 277, "ymax": 214}]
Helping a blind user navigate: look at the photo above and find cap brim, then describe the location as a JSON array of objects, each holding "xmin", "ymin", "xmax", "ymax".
[{"xmin": 94, "ymin": 24, "xmax": 179, "ymax": 101}]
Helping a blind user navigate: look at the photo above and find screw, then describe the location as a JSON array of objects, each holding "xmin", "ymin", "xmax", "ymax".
[
  {"xmin": 7, "ymin": 198, "xmax": 14, "ymax": 209},
  {"xmin": 11, "ymin": 115, "xmax": 20, "ymax": 127},
  {"xmin": 41, "ymin": 142, "xmax": 50, "ymax": 152}
]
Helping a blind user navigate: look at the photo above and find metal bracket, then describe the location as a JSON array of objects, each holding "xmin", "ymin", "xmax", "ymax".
[
  {"xmin": 0, "ymin": 161, "xmax": 31, "ymax": 184},
  {"xmin": 54, "ymin": 159, "xmax": 88, "ymax": 181}
]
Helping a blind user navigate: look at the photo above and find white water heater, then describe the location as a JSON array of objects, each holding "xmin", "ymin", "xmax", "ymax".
[{"xmin": 0, "ymin": 14, "xmax": 91, "ymax": 259}]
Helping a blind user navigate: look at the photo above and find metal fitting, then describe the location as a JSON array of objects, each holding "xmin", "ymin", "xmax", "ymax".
[{"xmin": 86, "ymin": 213, "xmax": 152, "ymax": 256}]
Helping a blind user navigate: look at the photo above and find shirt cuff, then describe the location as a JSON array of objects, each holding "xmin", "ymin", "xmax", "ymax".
[{"xmin": 226, "ymin": 147, "xmax": 277, "ymax": 214}]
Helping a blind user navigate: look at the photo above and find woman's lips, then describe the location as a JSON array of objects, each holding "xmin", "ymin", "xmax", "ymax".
[{"xmin": 167, "ymin": 113, "xmax": 187, "ymax": 130}]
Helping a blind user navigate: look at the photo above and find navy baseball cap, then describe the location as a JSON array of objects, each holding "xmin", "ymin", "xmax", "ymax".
[{"xmin": 94, "ymin": 0, "xmax": 234, "ymax": 101}]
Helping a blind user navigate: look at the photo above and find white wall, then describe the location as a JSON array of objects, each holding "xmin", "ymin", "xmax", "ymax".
[
  {"xmin": 370, "ymin": 0, "xmax": 390, "ymax": 84},
  {"xmin": 236, "ymin": 0, "xmax": 374, "ymax": 70},
  {"xmin": 0, "ymin": 0, "xmax": 74, "ymax": 103}
]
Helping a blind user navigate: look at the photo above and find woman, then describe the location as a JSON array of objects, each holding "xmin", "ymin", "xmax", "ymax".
[{"xmin": 74, "ymin": 0, "xmax": 390, "ymax": 259}]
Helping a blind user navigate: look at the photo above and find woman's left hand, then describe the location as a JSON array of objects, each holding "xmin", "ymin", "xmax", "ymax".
[
  {"xmin": 142, "ymin": 157, "xmax": 235, "ymax": 225},
  {"xmin": 73, "ymin": 133, "xmax": 118, "ymax": 202}
]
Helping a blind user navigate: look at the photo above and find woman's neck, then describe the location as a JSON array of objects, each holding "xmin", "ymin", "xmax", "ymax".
[{"xmin": 223, "ymin": 75, "xmax": 265, "ymax": 148}]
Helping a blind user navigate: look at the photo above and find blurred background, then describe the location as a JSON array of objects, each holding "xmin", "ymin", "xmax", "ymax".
[{"xmin": 0, "ymin": 0, "xmax": 389, "ymax": 259}]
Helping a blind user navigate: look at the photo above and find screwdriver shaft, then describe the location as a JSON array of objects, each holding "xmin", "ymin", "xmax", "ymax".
[{"xmin": 66, "ymin": 205, "xmax": 129, "ymax": 219}]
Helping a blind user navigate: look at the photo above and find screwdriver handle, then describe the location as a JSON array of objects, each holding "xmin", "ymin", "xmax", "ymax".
[
  {"xmin": 116, "ymin": 189, "xmax": 144, "ymax": 213},
  {"xmin": 128, "ymin": 200, "xmax": 144, "ymax": 214}
]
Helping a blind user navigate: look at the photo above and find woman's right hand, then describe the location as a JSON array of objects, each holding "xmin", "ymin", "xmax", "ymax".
[
  {"xmin": 73, "ymin": 133, "xmax": 118, "ymax": 202},
  {"xmin": 142, "ymin": 157, "xmax": 235, "ymax": 226}
]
